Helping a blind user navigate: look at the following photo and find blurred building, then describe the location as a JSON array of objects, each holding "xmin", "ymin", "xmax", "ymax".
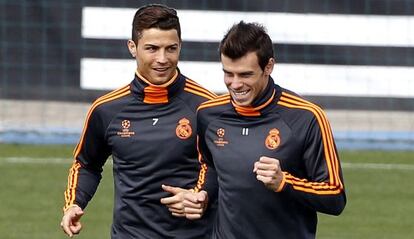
[{"xmin": 1, "ymin": 0, "xmax": 413, "ymax": 149}]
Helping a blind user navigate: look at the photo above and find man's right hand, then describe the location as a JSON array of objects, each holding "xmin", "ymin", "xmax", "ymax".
[
  {"xmin": 60, "ymin": 204, "xmax": 84, "ymax": 237},
  {"xmin": 183, "ymin": 190, "xmax": 208, "ymax": 220}
]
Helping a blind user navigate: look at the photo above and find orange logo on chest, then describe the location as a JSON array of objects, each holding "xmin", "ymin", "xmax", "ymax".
[
  {"xmin": 214, "ymin": 128, "xmax": 229, "ymax": 147},
  {"xmin": 265, "ymin": 128, "xmax": 281, "ymax": 150},
  {"xmin": 117, "ymin": 120, "xmax": 135, "ymax": 137},
  {"xmin": 176, "ymin": 118, "xmax": 192, "ymax": 139}
]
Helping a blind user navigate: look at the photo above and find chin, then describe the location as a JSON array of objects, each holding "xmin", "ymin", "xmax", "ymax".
[
  {"xmin": 233, "ymin": 99, "xmax": 251, "ymax": 107},
  {"xmin": 231, "ymin": 96, "xmax": 251, "ymax": 107},
  {"xmin": 152, "ymin": 78, "xmax": 170, "ymax": 85}
]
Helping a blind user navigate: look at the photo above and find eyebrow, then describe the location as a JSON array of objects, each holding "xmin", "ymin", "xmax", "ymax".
[
  {"xmin": 143, "ymin": 43, "xmax": 179, "ymax": 48},
  {"xmin": 223, "ymin": 69, "xmax": 254, "ymax": 75}
]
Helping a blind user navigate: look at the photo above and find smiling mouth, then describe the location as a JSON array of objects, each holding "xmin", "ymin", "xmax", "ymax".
[
  {"xmin": 232, "ymin": 90, "xmax": 250, "ymax": 96},
  {"xmin": 153, "ymin": 67, "xmax": 169, "ymax": 73}
]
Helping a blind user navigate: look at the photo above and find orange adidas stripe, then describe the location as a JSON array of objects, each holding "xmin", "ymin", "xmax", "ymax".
[
  {"xmin": 65, "ymin": 85, "xmax": 131, "ymax": 210},
  {"xmin": 64, "ymin": 161, "xmax": 81, "ymax": 210},
  {"xmin": 74, "ymin": 86, "xmax": 130, "ymax": 158},
  {"xmin": 197, "ymin": 98, "xmax": 230, "ymax": 111},
  {"xmin": 279, "ymin": 93, "xmax": 342, "ymax": 189},
  {"xmin": 285, "ymin": 173, "xmax": 339, "ymax": 190},
  {"xmin": 184, "ymin": 81, "xmax": 217, "ymax": 99},
  {"xmin": 284, "ymin": 173, "xmax": 341, "ymax": 195},
  {"xmin": 279, "ymin": 95, "xmax": 338, "ymax": 184},
  {"xmin": 278, "ymin": 98, "xmax": 339, "ymax": 189},
  {"xmin": 204, "ymin": 94, "xmax": 230, "ymax": 102},
  {"xmin": 277, "ymin": 94, "xmax": 343, "ymax": 194},
  {"xmin": 184, "ymin": 87, "xmax": 216, "ymax": 100},
  {"xmin": 278, "ymin": 103, "xmax": 341, "ymax": 192},
  {"xmin": 194, "ymin": 136, "xmax": 208, "ymax": 192},
  {"xmin": 185, "ymin": 79, "xmax": 217, "ymax": 99},
  {"xmin": 73, "ymin": 85, "xmax": 130, "ymax": 155},
  {"xmin": 197, "ymin": 95, "xmax": 231, "ymax": 111},
  {"xmin": 279, "ymin": 98, "xmax": 337, "ymax": 182},
  {"xmin": 281, "ymin": 93, "xmax": 342, "ymax": 188}
]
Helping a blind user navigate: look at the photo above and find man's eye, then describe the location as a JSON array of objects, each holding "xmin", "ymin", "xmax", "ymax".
[
  {"xmin": 240, "ymin": 74, "xmax": 253, "ymax": 78},
  {"xmin": 168, "ymin": 46, "xmax": 178, "ymax": 52}
]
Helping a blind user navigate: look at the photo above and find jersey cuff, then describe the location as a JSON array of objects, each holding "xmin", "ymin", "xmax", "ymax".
[
  {"xmin": 275, "ymin": 172, "xmax": 286, "ymax": 192},
  {"xmin": 63, "ymin": 204, "xmax": 80, "ymax": 213}
]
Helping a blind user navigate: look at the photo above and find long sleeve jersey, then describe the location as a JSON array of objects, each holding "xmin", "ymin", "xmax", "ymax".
[
  {"xmin": 195, "ymin": 77, "xmax": 346, "ymax": 239},
  {"xmin": 64, "ymin": 69, "xmax": 217, "ymax": 239}
]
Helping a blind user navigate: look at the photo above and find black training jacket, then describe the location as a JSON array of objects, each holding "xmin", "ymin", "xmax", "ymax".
[
  {"xmin": 64, "ymin": 69, "xmax": 216, "ymax": 239},
  {"xmin": 195, "ymin": 77, "xmax": 346, "ymax": 239}
]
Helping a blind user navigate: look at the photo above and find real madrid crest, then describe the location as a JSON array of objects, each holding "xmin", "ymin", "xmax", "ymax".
[
  {"xmin": 265, "ymin": 128, "xmax": 281, "ymax": 150},
  {"xmin": 176, "ymin": 118, "xmax": 192, "ymax": 139}
]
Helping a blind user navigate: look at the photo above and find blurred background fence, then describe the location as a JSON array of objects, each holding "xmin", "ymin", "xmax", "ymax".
[{"xmin": 1, "ymin": 0, "xmax": 413, "ymax": 150}]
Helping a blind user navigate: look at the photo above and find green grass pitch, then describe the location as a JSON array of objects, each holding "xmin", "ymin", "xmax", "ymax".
[{"xmin": 0, "ymin": 144, "xmax": 413, "ymax": 239}]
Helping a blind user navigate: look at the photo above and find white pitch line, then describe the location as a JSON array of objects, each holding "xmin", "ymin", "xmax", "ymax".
[
  {"xmin": 0, "ymin": 157, "xmax": 71, "ymax": 164},
  {"xmin": 0, "ymin": 157, "xmax": 115, "ymax": 165},
  {"xmin": 341, "ymin": 162, "xmax": 414, "ymax": 170},
  {"xmin": 1, "ymin": 157, "xmax": 413, "ymax": 170}
]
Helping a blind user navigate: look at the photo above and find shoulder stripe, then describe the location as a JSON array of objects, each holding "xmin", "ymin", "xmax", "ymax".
[
  {"xmin": 94, "ymin": 84, "xmax": 130, "ymax": 104},
  {"xmin": 199, "ymin": 94, "xmax": 230, "ymax": 105},
  {"xmin": 184, "ymin": 87, "xmax": 215, "ymax": 100},
  {"xmin": 73, "ymin": 85, "xmax": 130, "ymax": 157},
  {"xmin": 209, "ymin": 94, "xmax": 230, "ymax": 101},
  {"xmin": 278, "ymin": 92, "xmax": 343, "ymax": 195},
  {"xmin": 185, "ymin": 79, "xmax": 217, "ymax": 99},
  {"xmin": 197, "ymin": 97, "xmax": 230, "ymax": 111},
  {"xmin": 64, "ymin": 84, "xmax": 130, "ymax": 211}
]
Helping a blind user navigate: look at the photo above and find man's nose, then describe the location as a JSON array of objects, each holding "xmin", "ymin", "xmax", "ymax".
[
  {"xmin": 156, "ymin": 50, "xmax": 168, "ymax": 64},
  {"xmin": 230, "ymin": 77, "xmax": 244, "ymax": 89}
]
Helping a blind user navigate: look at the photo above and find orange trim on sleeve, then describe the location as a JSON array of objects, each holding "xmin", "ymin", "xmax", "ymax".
[
  {"xmin": 281, "ymin": 92, "xmax": 342, "ymax": 187},
  {"xmin": 275, "ymin": 172, "xmax": 287, "ymax": 192},
  {"xmin": 63, "ymin": 161, "xmax": 81, "ymax": 211},
  {"xmin": 65, "ymin": 85, "xmax": 131, "ymax": 211},
  {"xmin": 284, "ymin": 173, "xmax": 342, "ymax": 195},
  {"xmin": 194, "ymin": 136, "xmax": 208, "ymax": 192},
  {"xmin": 277, "ymin": 92, "xmax": 344, "ymax": 195}
]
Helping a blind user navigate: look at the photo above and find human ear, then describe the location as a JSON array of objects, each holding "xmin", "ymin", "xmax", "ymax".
[
  {"xmin": 127, "ymin": 40, "xmax": 137, "ymax": 57},
  {"xmin": 264, "ymin": 58, "xmax": 275, "ymax": 75}
]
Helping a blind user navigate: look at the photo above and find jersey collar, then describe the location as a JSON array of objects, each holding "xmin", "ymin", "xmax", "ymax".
[
  {"xmin": 232, "ymin": 77, "xmax": 278, "ymax": 117},
  {"xmin": 131, "ymin": 68, "xmax": 184, "ymax": 104}
]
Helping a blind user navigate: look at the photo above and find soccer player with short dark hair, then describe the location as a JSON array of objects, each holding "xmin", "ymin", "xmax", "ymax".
[
  {"xmin": 173, "ymin": 21, "xmax": 346, "ymax": 239},
  {"xmin": 60, "ymin": 4, "xmax": 216, "ymax": 238}
]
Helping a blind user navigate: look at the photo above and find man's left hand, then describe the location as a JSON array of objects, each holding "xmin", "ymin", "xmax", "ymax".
[{"xmin": 253, "ymin": 156, "xmax": 284, "ymax": 191}]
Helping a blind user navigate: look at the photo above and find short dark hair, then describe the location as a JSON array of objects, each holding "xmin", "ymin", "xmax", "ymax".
[
  {"xmin": 219, "ymin": 21, "xmax": 274, "ymax": 71},
  {"xmin": 132, "ymin": 4, "xmax": 181, "ymax": 44}
]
